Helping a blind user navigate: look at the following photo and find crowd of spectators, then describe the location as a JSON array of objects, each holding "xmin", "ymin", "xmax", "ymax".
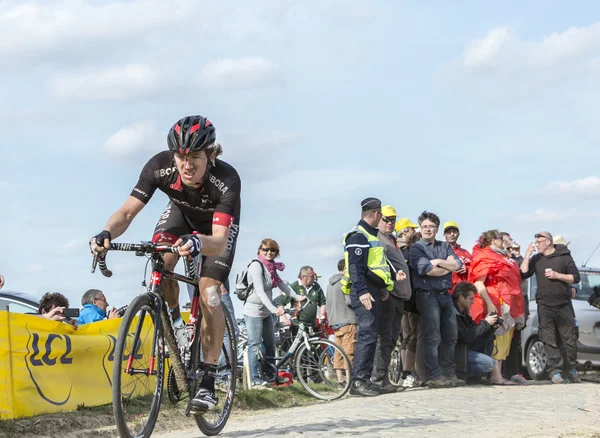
[
  {"xmin": 1, "ymin": 198, "xmax": 584, "ymax": 396},
  {"xmin": 237, "ymin": 198, "xmax": 583, "ymax": 395}
]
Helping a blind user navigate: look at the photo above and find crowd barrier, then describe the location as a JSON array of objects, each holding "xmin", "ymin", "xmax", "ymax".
[{"xmin": 0, "ymin": 310, "xmax": 179, "ymax": 419}]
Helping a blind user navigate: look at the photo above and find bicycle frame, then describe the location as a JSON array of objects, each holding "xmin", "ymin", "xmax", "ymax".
[
  {"xmin": 271, "ymin": 322, "xmax": 314, "ymax": 369},
  {"xmin": 92, "ymin": 243, "xmax": 207, "ymax": 392}
]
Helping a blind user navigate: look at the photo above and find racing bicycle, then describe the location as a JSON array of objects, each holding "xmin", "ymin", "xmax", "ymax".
[
  {"xmin": 91, "ymin": 241, "xmax": 237, "ymax": 437},
  {"xmin": 255, "ymin": 300, "xmax": 352, "ymax": 400}
]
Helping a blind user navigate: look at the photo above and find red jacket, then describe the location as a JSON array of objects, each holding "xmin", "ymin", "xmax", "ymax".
[
  {"xmin": 468, "ymin": 246, "xmax": 524, "ymax": 323},
  {"xmin": 450, "ymin": 244, "xmax": 472, "ymax": 295}
]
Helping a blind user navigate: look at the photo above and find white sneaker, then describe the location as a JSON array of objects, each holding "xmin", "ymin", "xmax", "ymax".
[{"xmin": 402, "ymin": 374, "xmax": 416, "ymax": 389}]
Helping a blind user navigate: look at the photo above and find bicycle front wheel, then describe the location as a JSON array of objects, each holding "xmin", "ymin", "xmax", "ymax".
[
  {"xmin": 112, "ymin": 293, "xmax": 165, "ymax": 438},
  {"xmin": 194, "ymin": 306, "xmax": 237, "ymax": 436},
  {"xmin": 294, "ymin": 339, "xmax": 351, "ymax": 401}
]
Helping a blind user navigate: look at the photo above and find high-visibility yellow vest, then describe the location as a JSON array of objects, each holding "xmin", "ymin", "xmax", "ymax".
[{"xmin": 340, "ymin": 225, "xmax": 394, "ymax": 295}]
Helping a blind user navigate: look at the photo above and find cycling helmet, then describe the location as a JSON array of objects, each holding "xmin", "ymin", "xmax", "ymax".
[{"xmin": 167, "ymin": 115, "xmax": 216, "ymax": 154}]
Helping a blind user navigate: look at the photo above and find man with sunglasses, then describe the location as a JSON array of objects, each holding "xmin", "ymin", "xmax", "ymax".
[
  {"xmin": 78, "ymin": 289, "xmax": 121, "ymax": 325},
  {"xmin": 521, "ymin": 231, "xmax": 581, "ymax": 384},
  {"xmin": 371, "ymin": 205, "xmax": 409, "ymax": 393}
]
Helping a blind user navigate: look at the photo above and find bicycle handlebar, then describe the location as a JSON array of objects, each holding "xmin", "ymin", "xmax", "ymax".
[
  {"xmin": 283, "ymin": 297, "xmax": 316, "ymax": 317},
  {"xmin": 91, "ymin": 242, "xmax": 178, "ymax": 278}
]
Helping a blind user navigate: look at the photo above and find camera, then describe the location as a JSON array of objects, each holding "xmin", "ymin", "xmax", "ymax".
[
  {"xmin": 116, "ymin": 305, "xmax": 128, "ymax": 317},
  {"xmin": 490, "ymin": 311, "xmax": 504, "ymax": 326}
]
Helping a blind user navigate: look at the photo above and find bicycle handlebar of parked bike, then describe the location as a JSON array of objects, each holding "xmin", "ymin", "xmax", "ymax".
[
  {"xmin": 91, "ymin": 242, "xmax": 178, "ymax": 278},
  {"xmin": 283, "ymin": 297, "xmax": 316, "ymax": 317}
]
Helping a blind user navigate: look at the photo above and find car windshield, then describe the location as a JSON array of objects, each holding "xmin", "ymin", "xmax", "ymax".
[{"xmin": 575, "ymin": 270, "xmax": 600, "ymax": 301}]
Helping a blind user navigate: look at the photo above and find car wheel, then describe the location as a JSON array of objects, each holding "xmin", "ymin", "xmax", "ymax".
[{"xmin": 526, "ymin": 336, "xmax": 548, "ymax": 380}]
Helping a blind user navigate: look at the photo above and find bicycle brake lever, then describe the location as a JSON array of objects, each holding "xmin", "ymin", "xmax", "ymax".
[{"xmin": 91, "ymin": 252, "xmax": 98, "ymax": 274}]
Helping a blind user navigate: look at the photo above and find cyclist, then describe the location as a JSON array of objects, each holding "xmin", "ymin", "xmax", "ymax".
[{"xmin": 90, "ymin": 115, "xmax": 241, "ymax": 412}]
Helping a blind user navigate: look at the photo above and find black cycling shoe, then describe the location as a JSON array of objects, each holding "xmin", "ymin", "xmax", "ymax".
[
  {"xmin": 190, "ymin": 387, "xmax": 219, "ymax": 412},
  {"xmin": 350, "ymin": 380, "xmax": 379, "ymax": 397}
]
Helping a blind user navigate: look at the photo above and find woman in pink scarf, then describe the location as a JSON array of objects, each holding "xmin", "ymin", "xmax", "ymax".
[{"xmin": 242, "ymin": 238, "xmax": 306, "ymax": 388}]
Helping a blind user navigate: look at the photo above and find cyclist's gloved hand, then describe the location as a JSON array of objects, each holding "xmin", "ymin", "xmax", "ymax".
[
  {"xmin": 90, "ymin": 230, "xmax": 112, "ymax": 254},
  {"xmin": 177, "ymin": 233, "xmax": 203, "ymax": 257}
]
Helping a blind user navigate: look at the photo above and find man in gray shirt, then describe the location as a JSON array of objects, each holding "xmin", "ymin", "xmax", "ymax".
[
  {"xmin": 371, "ymin": 205, "xmax": 409, "ymax": 393},
  {"xmin": 326, "ymin": 259, "xmax": 358, "ymax": 382}
]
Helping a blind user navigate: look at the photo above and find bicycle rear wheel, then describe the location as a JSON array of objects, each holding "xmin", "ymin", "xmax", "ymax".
[
  {"xmin": 112, "ymin": 293, "xmax": 165, "ymax": 438},
  {"xmin": 194, "ymin": 306, "xmax": 237, "ymax": 436},
  {"xmin": 388, "ymin": 344, "xmax": 403, "ymax": 386},
  {"xmin": 295, "ymin": 339, "xmax": 351, "ymax": 401}
]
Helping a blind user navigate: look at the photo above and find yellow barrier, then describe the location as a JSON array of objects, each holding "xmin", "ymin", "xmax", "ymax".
[{"xmin": 0, "ymin": 310, "xmax": 170, "ymax": 419}]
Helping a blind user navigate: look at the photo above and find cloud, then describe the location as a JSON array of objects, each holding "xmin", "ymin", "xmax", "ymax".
[
  {"xmin": 101, "ymin": 121, "xmax": 162, "ymax": 159},
  {"xmin": 314, "ymin": 243, "xmax": 343, "ymax": 260},
  {"xmin": 517, "ymin": 208, "xmax": 600, "ymax": 223},
  {"xmin": 251, "ymin": 168, "xmax": 399, "ymax": 202},
  {"xmin": 0, "ymin": 0, "xmax": 203, "ymax": 63},
  {"xmin": 46, "ymin": 64, "xmax": 160, "ymax": 100},
  {"xmin": 437, "ymin": 23, "xmax": 600, "ymax": 98},
  {"xmin": 545, "ymin": 176, "xmax": 600, "ymax": 197},
  {"xmin": 453, "ymin": 23, "xmax": 600, "ymax": 74},
  {"xmin": 56, "ymin": 238, "xmax": 89, "ymax": 256},
  {"xmin": 199, "ymin": 56, "xmax": 280, "ymax": 90},
  {"xmin": 26, "ymin": 264, "xmax": 44, "ymax": 273}
]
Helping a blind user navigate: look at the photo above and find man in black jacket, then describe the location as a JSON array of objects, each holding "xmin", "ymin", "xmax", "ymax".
[
  {"xmin": 453, "ymin": 282, "xmax": 497, "ymax": 383},
  {"xmin": 521, "ymin": 231, "xmax": 581, "ymax": 384}
]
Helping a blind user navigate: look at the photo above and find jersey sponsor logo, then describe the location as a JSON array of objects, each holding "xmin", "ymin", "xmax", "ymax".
[
  {"xmin": 171, "ymin": 198, "xmax": 215, "ymax": 213},
  {"xmin": 355, "ymin": 248, "xmax": 362, "ymax": 255},
  {"xmin": 133, "ymin": 187, "xmax": 149, "ymax": 198},
  {"xmin": 154, "ymin": 167, "xmax": 178, "ymax": 179},
  {"xmin": 226, "ymin": 223, "xmax": 239, "ymax": 252},
  {"xmin": 208, "ymin": 173, "xmax": 229, "ymax": 195},
  {"xmin": 215, "ymin": 260, "xmax": 230, "ymax": 269}
]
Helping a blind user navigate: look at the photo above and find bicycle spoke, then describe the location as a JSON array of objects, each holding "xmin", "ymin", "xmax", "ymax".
[
  {"xmin": 295, "ymin": 339, "xmax": 351, "ymax": 401},
  {"xmin": 113, "ymin": 295, "xmax": 165, "ymax": 438}
]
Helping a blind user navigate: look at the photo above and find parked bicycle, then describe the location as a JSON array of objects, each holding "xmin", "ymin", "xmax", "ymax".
[
  {"xmin": 254, "ymin": 300, "xmax": 352, "ymax": 400},
  {"xmin": 91, "ymin": 241, "xmax": 237, "ymax": 438}
]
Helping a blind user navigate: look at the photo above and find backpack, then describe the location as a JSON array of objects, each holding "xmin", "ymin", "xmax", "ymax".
[{"xmin": 234, "ymin": 259, "xmax": 265, "ymax": 302}]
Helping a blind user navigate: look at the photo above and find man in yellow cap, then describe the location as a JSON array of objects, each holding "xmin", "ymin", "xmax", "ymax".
[
  {"xmin": 443, "ymin": 221, "xmax": 471, "ymax": 294},
  {"xmin": 371, "ymin": 205, "xmax": 409, "ymax": 393},
  {"xmin": 395, "ymin": 218, "xmax": 419, "ymax": 260}
]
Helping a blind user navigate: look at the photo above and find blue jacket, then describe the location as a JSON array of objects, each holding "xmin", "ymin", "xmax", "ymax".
[{"xmin": 78, "ymin": 304, "xmax": 106, "ymax": 325}]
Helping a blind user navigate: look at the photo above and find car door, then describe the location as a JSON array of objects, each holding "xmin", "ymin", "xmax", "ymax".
[{"xmin": 573, "ymin": 270, "xmax": 600, "ymax": 360}]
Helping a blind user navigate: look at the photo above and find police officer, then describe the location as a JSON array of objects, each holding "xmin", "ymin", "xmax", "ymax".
[{"xmin": 342, "ymin": 197, "xmax": 396, "ymax": 397}]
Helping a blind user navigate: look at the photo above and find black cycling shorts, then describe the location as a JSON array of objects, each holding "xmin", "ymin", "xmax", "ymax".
[{"xmin": 152, "ymin": 201, "xmax": 239, "ymax": 283}]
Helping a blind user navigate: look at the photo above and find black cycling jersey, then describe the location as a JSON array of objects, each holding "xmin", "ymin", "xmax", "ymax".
[
  {"xmin": 131, "ymin": 151, "xmax": 241, "ymax": 231},
  {"xmin": 130, "ymin": 151, "xmax": 241, "ymax": 282}
]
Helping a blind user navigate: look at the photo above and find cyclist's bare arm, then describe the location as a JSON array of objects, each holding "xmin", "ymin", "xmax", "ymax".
[
  {"xmin": 91, "ymin": 197, "xmax": 145, "ymax": 252},
  {"xmin": 175, "ymin": 223, "xmax": 229, "ymax": 257}
]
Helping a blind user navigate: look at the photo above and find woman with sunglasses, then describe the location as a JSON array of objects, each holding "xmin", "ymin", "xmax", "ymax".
[
  {"xmin": 243, "ymin": 238, "xmax": 306, "ymax": 388},
  {"xmin": 468, "ymin": 230, "xmax": 525, "ymax": 385}
]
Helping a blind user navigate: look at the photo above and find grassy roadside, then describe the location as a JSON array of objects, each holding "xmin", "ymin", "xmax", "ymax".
[{"xmin": 0, "ymin": 383, "xmax": 329, "ymax": 438}]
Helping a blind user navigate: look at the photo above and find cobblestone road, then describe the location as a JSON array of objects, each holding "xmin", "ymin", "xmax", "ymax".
[{"xmin": 155, "ymin": 382, "xmax": 600, "ymax": 438}]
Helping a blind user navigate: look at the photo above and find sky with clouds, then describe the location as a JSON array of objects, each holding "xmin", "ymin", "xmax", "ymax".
[{"xmin": 1, "ymin": 0, "xmax": 600, "ymax": 317}]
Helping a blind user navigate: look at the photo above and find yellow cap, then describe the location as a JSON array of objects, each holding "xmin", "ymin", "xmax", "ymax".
[
  {"xmin": 443, "ymin": 221, "xmax": 459, "ymax": 233},
  {"xmin": 395, "ymin": 218, "xmax": 418, "ymax": 232},
  {"xmin": 381, "ymin": 205, "xmax": 397, "ymax": 217}
]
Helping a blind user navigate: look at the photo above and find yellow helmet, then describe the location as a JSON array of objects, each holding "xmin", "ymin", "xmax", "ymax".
[
  {"xmin": 443, "ymin": 221, "xmax": 459, "ymax": 233},
  {"xmin": 381, "ymin": 205, "xmax": 397, "ymax": 217},
  {"xmin": 395, "ymin": 218, "xmax": 418, "ymax": 233}
]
